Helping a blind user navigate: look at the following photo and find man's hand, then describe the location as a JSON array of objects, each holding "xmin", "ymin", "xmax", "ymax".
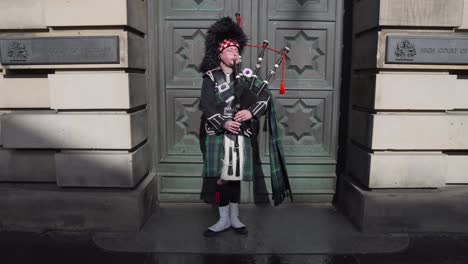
[
  {"xmin": 217, "ymin": 179, "xmax": 225, "ymax": 185},
  {"xmin": 224, "ymin": 120, "xmax": 241, "ymax": 134},
  {"xmin": 234, "ymin": 110, "xmax": 253, "ymax": 122}
]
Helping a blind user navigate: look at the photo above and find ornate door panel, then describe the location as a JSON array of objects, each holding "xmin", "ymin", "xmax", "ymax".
[{"xmin": 154, "ymin": 0, "xmax": 342, "ymax": 203}]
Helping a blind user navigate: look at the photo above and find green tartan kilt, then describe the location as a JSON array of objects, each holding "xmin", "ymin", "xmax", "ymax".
[{"xmin": 202, "ymin": 134, "xmax": 253, "ymax": 181}]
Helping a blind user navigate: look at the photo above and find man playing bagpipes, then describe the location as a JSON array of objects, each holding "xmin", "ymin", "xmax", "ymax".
[{"xmin": 198, "ymin": 15, "xmax": 293, "ymax": 237}]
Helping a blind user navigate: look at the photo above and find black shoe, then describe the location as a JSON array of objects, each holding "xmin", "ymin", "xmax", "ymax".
[
  {"xmin": 232, "ymin": 226, "xmax": 248, "ymax": 235},
  {"xmin": 203, "ymin": 227, "xmax": 230, "ymax": 237}
]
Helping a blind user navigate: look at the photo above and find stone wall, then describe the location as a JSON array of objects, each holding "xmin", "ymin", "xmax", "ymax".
[
  {"xmin": 0, "ymin": 0, "xmax": 154, "ymax": 231},
  {"xmin": 341, "ymin": 0, "xmax": 468, "ymax": 232}
]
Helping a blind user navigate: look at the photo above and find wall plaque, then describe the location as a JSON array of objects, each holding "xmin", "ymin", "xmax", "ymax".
[
  {"xmin": 386, "ymin": 35, "xmax": 468, "ymax": 65},
  {"xmin": 0, "ymin": 36, "xmax": 120, "ymax": 65}
]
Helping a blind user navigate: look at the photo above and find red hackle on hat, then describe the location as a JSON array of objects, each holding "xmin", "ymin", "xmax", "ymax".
[{"xmin": 235, "ymin": 12, "xmax": 242, "ymax": 28}]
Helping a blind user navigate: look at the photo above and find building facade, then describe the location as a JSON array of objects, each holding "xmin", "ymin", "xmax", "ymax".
[{"xmin": 0, "ymin": 0, "xmax": 467, "ymax": 232}]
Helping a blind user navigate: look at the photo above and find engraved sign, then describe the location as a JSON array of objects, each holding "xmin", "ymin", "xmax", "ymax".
[
  {"xmin": 386, "ymin": 36, "xmax": 468, "ymax": 65},
  {"xmin": 393, "ymin": 39, "xmax": 417, "ymax": 61},
  {"xmin": 0, "ymin": 36, "xmax": 120, "ymax": 65}
]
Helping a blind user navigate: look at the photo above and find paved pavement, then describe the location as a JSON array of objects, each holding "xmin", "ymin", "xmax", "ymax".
[
  {"xmin": 1, "ymin": 203, "xmax": 468, "ymax": 264},
  {"xmin": 93, "ymin": 204, "xmax": 409, "ymax": 254}
]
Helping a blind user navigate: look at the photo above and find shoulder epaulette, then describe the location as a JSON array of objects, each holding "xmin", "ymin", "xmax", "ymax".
[
  {"xmin": 203, "ymin": 67, "xmax": 222, "ymax": 82},
  {"xmin": 203, "ymin": 70, "xmax": 215, "ymax": 82}
]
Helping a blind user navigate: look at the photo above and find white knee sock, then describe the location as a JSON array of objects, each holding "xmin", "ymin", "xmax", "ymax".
[
  {"xmin": 229, "ymin": 202, "xmax": 245, "ymax": 228},
  {"xmin": 208, "ymin": 205, "xmax": 231, "ymax": 232}
]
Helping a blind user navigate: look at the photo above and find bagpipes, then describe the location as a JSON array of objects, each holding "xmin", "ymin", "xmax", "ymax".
[
  {"xmin": 229, "ymin": 13, "xmax": 290, "ymax": 136},
  {"xmin": 235, "ymin": 42, "xmax": 290, "ymax": 96},
  {"xmin": 226, "ymin": 40, "xmax": 290, "ymax": 178},
  {"xmin": 235, "ymin": 30, "xmax": 293, "ymax": 204},
  {"xmin": 226, "ymin": 13, "xmax": 289, "ymax": 169},
  {"xmin": 231, "ymin": 12, "xmax": 290, "ymax": 108},
  {"xmin": 221, "ymin": 13, "xmax": 293, "ymax": 204},
  {"xmin": 226, "ymin": 43, "xmax": 289, "ymax": 177}
]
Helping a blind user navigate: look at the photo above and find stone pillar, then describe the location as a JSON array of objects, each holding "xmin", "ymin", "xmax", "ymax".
[
  {"xmin": 340, "ymin": 0, "xmax": 468, "ymax": 233},
  {"xmin": 0, "ymin": 0, "xmax": 154, "ymax": 231}
]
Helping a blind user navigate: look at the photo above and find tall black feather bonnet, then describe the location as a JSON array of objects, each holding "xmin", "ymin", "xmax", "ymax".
[{"xmin": 199, "ymin": 17, "xmax": 248, "ymax": 73}]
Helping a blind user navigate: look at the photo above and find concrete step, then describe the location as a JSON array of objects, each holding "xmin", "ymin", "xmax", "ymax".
[
  {"xmin": 339, "ymin": 176, "xmax": 468, "ymax": 233},
  {"xmin": 0, "ymin": 173, "xmax": 155, "ymax": 232}
]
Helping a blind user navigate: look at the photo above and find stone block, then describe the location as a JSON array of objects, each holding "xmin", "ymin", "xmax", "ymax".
[
  {"xmin": 0, "ymin": 75, "xmax": 50, "ymax": 109},
  {"xmin": 446, "ymin": 154, "xmax": 468, "ymax": 184},
  {"xmin": 0, "ymin": 149, "xmax": 55, "ymax": 182},
  {"xmin": 0, "ymin": 0, "xmax": 46, "ymax": 29},
  {"xmin": 352, "ymin": 30, "xmax": 379, "ymax": 70},
  {"xmin": 353, "ymin": 0, "xmax": 380, "ymax": 34},
  {"xmin": 459, "ymin": 0, "xmax": 468, "ymax": 29},
  {"xmin": 56, "ymin": 143, "xmax": 150, "ymax": 187},
  {"xmin": 350, "ymin": 110, "xmax": 468, "ymax": 150},
  {"xmin": 347, "ymin": 142, "xmax": 446, "ymax": 188},
  {"xmin": 354, "ymin": 0, "xmax": 463, "ymax": 33},
  {"xmin": 339, "ymin": 176, "xmax": 468, "ymax": 233},
  {"xmin": 126, "ymin": 0, "xmax": 148, "ymax": 34},
  {"xmin": 0, "ymin": 173, "xmax": 156, "ymax": 231},
  {"xmin": 0, "ymin": 112, "xmax": 8, "ymax": 146},
  {"xmin": 49, "ymin": 72, "xmax": 146, "ymax": 110},
  {"xmin": 0, "ymin": 30, "xmax": 146, "ymax": 70},
  {"xmin": 45, "ymin": 0, "xmax": 147, "ymax": 34},
  {"xmin": 127, "ymin": 32, "xmax": 147, "ymax": 70},
  {"xmin": 352, "ymin": 73, "xmax": 468, "ymax": 110},
  {"xmin": 348, "ymin": 109, "xmax": 374, "ymax": 148},
  {"xmin": 1, "ymin": 110, "xmax": 147, "ymax": 149}
]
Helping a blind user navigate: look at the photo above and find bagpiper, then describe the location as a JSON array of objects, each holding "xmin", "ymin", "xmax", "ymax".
[{"xmin": 198, "ymin": 15, "xmax": 293, "ymax": 237}]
